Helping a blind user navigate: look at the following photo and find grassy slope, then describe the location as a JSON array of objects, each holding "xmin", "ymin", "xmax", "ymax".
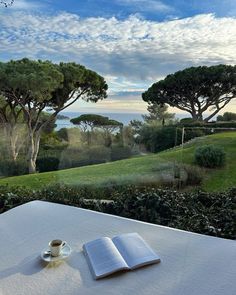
[{"xmin": 1, "ymin": 132, "xmax": 236, "ymax": 192}]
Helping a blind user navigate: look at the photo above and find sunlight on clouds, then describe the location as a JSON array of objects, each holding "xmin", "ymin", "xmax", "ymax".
[
  {"xmin": 69, "ymin": 96, "xmax": 148, "ymax": 113},
  {"xmin": 1, "ymin": 13, "xmax": 235, "ymax": 83}
]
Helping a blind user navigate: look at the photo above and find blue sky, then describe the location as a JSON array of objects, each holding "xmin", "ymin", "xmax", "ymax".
[{"xmin": 0, "ymin": 0, "xmax": 236, "ymax": 114}]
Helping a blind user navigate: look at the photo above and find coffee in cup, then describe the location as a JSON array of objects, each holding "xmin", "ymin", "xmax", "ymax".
[{"xmin": 49, "ymin": 239, "xmax": 66, "ymax": 257}]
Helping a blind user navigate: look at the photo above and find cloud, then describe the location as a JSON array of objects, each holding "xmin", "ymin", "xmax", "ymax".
[
  {"xmin": 115, "ymin": 0, "xmax": 173, "ymax": 13},
  {"xmin": 0, "ymin": 12, "xmax": 236, "ymax": 92}
]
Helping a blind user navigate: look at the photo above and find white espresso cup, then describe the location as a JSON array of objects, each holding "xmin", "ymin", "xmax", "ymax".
[{"xmin": 49, "ymin": 239, "xmax": 66, "ymax": 257}]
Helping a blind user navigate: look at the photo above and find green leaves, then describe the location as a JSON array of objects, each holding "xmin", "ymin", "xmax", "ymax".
[
  {"xmin": 142, "ymin": 65, "xmax": 236, "ymax": 122},
  {"xmin": 1, "ymin": 184, "xmax": 235, "ymax": 239},
  {"xmin": 195, "ymin": 145, "xmax": 226, "ymax": 168},
  {"xmin": 0, "ymin": 58, "xmax": 108, "ymax": 109}
]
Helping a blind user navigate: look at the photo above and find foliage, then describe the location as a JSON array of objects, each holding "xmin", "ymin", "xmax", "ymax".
[
  {"xmin": 179, "ymin": 117, "xmax": 200, "ymax": 124},
  {"xmin": 70, "ymin": 114, "xmax": 109, "ymax": 131},
  {"xmin": 195, "ymin": 145, "xmax": 226, "ymax": 168},
  {"xmin": 0, "ymin": 159, "xmax": 28, "ymax": 177},
  {"xmin": 70, "ymin": 114, "xmax": 123, "ymax": 147},
  {"xmin": 110, "ymin": 145, "xmax": 132, "ymax": 161},
  {"xmin": 139, "ymin": 126, "xmax": 177, "ymax": 152},
  {"xmin": 129, "ymin": 120, "xmax": 143, "ymax": 134},
  {"xmin": 138, "ymin": 125, "xmax": 204, "ymax": 153},
  {"xmin": 0, "ymin": 184, "xmax": 235, "ymax": 239},
  {"xmin": 56, "ymin": 128, "xmax": 69, "ymax": 142},
  {"xmin": 103, "ymin": 186, "xmax": 236, "ymax": 239},
  {"xmin": 143, "ymin": 102, "xmax": 175, "ymax": 126},
  {"xmin": 179, "ymin": 121, "xmax": 236, "ymax": 128},
  {"xmin": 36, "ymin": 157, "xmax": 60, "ymax": 172},
  {"xmin": 217, "ymin": 112, "xmax": 236, "ymax": 122},
  {"xmin": 0, "ymin": 59, "xmax": 107, "ymax": 173},
  {"xmin": 142, "ymin": 65, "xmax": 236, "ymax": 122}
]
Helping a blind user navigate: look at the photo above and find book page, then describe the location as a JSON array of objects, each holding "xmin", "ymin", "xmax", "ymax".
[
  {"xmin": 112, "ymin": 233, "xmax": 161, "ymax": 269},
  {"xmin": 83, "ymin": 237, "xmax": 129, "ymax": 279}
]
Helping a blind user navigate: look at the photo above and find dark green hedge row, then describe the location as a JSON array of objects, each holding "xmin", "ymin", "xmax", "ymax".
[
  {"xmin": 138, "ymin": 126, "xmax": 205, "ymax": 153},
  {"xmin": 0, "ymin": 184, "xmax": 235, "ymax": 240},
  {"xmin": 178, "ymin": 121, "xmax": 236, "ymax": 128}
]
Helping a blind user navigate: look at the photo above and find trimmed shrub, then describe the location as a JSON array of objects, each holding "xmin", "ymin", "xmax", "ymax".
[
  {"xmin": 87, "ymin": 146, "xmax": 111, "ymax": 164},
  {"xmin": 0, "ymin": 159, "xmax": 28, "ymax": 177},
  {"xmin": 139, "ymin": 126, "xmax": 206, "ymax": 153},
  {"xmin": 36, "ymin": 157, "xmax": 60, "ymax": 172},
  {"xmin": 194, "ymin": 145, "xmax": 226, "ymax": 168},
  {"xmin": 110, "ymin": 145, "xmax": 132, "ymax": 161}
]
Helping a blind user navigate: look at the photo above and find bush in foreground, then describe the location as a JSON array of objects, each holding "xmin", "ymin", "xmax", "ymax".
[{"xmin": 0, "ymin": 184, "xmax": 235, "ymax": 239}]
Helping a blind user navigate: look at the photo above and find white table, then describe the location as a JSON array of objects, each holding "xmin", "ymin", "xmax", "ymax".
[{"xmin": 0, "ymin": 201, "xmax": 235, "ymax": 295}]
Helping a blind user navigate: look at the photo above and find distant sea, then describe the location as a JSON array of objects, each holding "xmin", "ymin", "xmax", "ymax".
[{"xmin": 55, "ymin": 112, "xmax": 146, "ymax": 130}]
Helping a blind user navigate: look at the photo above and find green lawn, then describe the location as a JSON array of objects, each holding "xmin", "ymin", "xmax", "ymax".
[{"xmin": 1, "ymin": 131, "xmax": 236, "ymax": 192}]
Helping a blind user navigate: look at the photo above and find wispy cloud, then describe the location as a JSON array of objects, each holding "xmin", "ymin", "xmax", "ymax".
[{"xmin": 115, "ymin": 0, "xmax": 173, "ymax": 13}]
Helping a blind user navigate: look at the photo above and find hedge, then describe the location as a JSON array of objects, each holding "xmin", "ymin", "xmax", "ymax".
[{"xmin": 0, "ymin": 184, "xmax": 235, "ymax": 240}]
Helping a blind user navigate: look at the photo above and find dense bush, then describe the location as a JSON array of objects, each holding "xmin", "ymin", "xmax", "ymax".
[
  {"xmin": 0, "ymin": 159, "xmax": 28, "ymax": 177},
  {"xmin": 179, "ymin": 121, "xmax": 236, "ymax": 128},
  {"xmin": 105, "ymin": 187, "xmax": 236, "ymax": 239},
  {"xmin": 139, "ymin": 126, "xmax": 177, "ymax": 152},
  {"xmin": 110, "ymin": 145, "xmax": 132, "ymax": 161},
  {"xmin": 217, "ymin": 112, "xmax": 236, "ymax": 122},
  {"xmin": 139, "ymin": 126, "xmax": 205, "ymax": 153},
  {"xmin": 195, "ymin": 145, "xmax": 226, "ymax": 168},
  {"xmin": 36, "ymin": 157, "xmax": 60, "ymax": 172},
  {"xmin": 0, "ymin": 184, "xmax": 235, "ymax": 239},
  {"xmin": 87, "ymin": 146, "xmax": 111, "ymax": 164}
]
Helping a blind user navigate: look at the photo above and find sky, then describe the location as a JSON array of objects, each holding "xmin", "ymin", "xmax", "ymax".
[{"xmin": 0, "ymin": 0, "xmax": 236, "ymax": 115}]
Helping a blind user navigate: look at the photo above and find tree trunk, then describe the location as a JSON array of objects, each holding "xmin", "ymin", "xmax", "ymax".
[
  {"xmin": 119, "ymin": 126, "xmax": 124, "ymax": 147},
  {"xmin": 9, "ymin": 134, "xmax": 19, "ymax": 162},
  {"xmin": 27, "ymin": 129, "xmax": 42, "ymax": 174},
  {"xmin": 27, "ymin": 133, "xmax": 36, "ymax": 174},
  {"xmin": 4, "ymin": 124, "xmax": 19, "ymax": 162},
  {"xmin": 191, "ymin": 111, "xmax": 203, "ymax": 121}
]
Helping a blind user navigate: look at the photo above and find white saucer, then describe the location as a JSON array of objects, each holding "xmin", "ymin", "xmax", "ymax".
[{"xmin": 40, "ymin": 243, "xmax": 72, "ymax": 262}]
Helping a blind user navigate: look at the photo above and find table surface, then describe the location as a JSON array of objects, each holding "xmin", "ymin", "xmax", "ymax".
[{"xmin": 0, "ymin": 201, "xmax": 235, "ymax": 295}]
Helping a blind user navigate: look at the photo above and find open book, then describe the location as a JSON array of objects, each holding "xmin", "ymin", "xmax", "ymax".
[{"xmin": 83, "ymin": 232, "xmax": 161, "ymax": 280}]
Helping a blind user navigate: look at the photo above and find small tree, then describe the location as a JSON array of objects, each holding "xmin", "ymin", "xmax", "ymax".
[
  {"xmin": 142, "ymin": 65, "xmax": 236, "ymax": 122},
  {"xmin": 98, "ymin": 119, "xmax": 123, "ymax": 147},
  {"xmin": 71, "ymin": 114, "xmax": 109, "ymax": 145},
  {"xmin": 71, "ymin": 114, "xmax": 108, "ymax": 132},
  {"xmin": 71, "ymin": 114, "xmax": 123, "ymax": 147},
  {"xmin": 143, "ymin": 102, "xmax": 175, "ymax": 126}
]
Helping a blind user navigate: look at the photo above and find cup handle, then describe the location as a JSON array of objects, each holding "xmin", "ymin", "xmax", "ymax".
[{"xmin": 62, "ymin": 241, "xmax": 67, "ymax": 248}]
